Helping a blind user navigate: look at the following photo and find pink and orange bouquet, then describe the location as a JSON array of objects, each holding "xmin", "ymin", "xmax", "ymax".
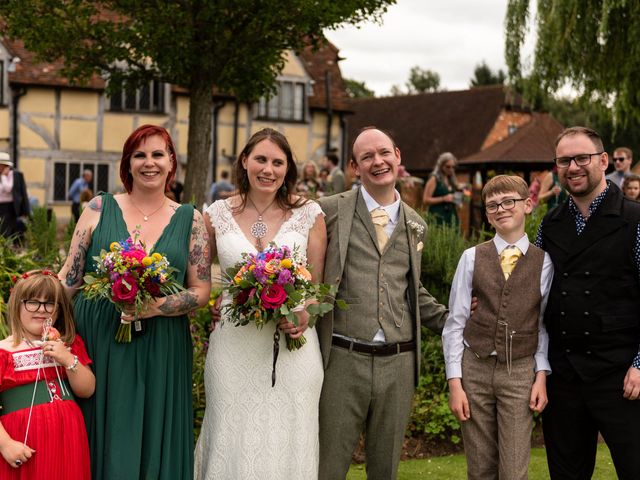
[
  {"xmin": 82, "ymin": 232, "xmax": 183, "ymax": 342},
  {"xmin": 223, "ymin": 243, "xmax": 342, "ymax": 351}
]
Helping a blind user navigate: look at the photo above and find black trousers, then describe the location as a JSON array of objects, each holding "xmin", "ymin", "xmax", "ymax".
[
  {"xmin": 542, "ymin": 368, "xmax": 640, "ymax": 480},
  {"xmin": 0, "ymin": 202, "xmax": 18, "ymax": 238},
  {"xmin": 71, "ymin": 202, "xmax": 81, "ymax": 222}
]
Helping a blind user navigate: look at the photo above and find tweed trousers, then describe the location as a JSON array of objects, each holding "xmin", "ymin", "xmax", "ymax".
[{"xmin": 460, "ymin": 348, "xmax": 535, "ymax": 480}]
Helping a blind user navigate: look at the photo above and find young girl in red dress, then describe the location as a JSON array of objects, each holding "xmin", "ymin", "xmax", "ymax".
[{"xmin": 0, "ymin": 270, "xmax": 94, "ymax": 479}]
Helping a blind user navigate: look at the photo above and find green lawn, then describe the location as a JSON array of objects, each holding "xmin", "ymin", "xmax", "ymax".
[{"xmin": 347, "ymin": 444, "xmax": 615, "ymax": 479}]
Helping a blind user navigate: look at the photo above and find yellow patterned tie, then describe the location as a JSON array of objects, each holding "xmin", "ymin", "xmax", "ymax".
[
  {"xmin": 370, "ymin": 208, "xmax": 390, "ymax": 251},
  {"xmin": 500, "ymin": 245, "xmax": 522, "ymax": 279}
]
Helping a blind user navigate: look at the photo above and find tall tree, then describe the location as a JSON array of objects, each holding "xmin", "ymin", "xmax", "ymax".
[
  {"xmin": 470, "ymin": 61, "xmax": 506, "ymax": 87},
  {"xmin": 406, "ymin": 66, "xmax": 440, "ymax": 94},
  {"xmin": 505, "ymin": 0, "xmax": 640, "ymax": 125},
  {"xmin": 0, "ymin": 0, "xmax": 395, "ymax": 206},
  {"xmin": 344, "ymin": 78, "xmax": 375, "ymax": 98}
]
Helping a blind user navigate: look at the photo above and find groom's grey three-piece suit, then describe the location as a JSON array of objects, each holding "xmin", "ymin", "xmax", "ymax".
[{"xmin": 317, "ymin": 188, "xmax": 448, "ymax": 479}]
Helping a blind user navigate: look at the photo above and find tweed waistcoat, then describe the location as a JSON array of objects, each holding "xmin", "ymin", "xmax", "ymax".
[
  {"xmin": 464, "ymin": 240, "xmax": 544, "ymax": 362},
  {"xmin": 333, "ymin": 204, "xmax": 413, "ymax": 342}
]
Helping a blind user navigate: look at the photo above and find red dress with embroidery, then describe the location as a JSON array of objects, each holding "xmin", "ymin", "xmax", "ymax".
[{"xmin": 0, "ymin": 336, "xmax": 92, "ymax": 479}]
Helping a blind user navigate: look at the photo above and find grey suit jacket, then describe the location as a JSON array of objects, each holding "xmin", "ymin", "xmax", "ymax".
[{"xmin": 317, "ymin": 188, "xmax": 447, "ymax": 384}]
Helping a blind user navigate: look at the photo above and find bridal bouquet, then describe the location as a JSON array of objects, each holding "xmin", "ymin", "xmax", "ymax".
[
  {"xmin": 223, "ymin": 243, "xmax": 343, "ymax": 351},
  {"xmin": 82, "ymin": 231, "xmax": 183, "ymax": 343}
]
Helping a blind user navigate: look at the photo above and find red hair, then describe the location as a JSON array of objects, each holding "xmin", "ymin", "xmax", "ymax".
[{"xmin": 119, "ymin": 124, "xmax": 177, "ymax": 193}]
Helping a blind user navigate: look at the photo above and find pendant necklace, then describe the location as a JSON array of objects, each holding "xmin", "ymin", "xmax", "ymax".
[
  {"xmin": 130, "ymin": 196, "xmax": 167, "ymax": 221},
  {"xmin": 246, "ymin": 195, "xmax": 277, "ymax": 251}
]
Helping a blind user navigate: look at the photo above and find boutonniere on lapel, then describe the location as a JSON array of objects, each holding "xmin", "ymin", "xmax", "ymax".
[{"xmin": 406, "ymin": 220, "xmax": 425, "ymax": 252}]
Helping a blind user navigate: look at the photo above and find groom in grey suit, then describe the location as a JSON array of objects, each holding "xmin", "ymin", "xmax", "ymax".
[{"xmin": 317, "ymin": 127, "xmax": 448, "ymax": 479}]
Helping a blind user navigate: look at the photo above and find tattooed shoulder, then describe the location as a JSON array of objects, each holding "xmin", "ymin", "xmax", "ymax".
[{"xmin": 88, "ymin": 196, "xmax": 102, "ymax": 211}]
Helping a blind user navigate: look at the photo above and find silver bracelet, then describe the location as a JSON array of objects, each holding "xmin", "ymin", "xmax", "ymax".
[{"xmin": 66, "ymin": 355, "xmax": 79, "ymax": 373}]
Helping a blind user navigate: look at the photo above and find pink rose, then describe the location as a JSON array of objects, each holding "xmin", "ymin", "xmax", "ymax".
[
  {"xmin": 260, "ymin": 284, "xmax": 287, "ymax": 310},
  {"xmin": 112, "ymin": 274, "xmax": 139, "ymax": 303},
  {"xmin": 122, "ymin": 248, "xmax": 146, "ymax": 265}
]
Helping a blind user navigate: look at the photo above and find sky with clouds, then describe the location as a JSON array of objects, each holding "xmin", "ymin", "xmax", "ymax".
[{"xmin": 324, "ymin": 0, "xmax": 522, "ymax": 96}]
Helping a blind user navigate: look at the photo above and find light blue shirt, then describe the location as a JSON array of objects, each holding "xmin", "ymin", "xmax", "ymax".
[{"xmin": 67, "ymin": 177, "xmax": 88, "ymax": 203}]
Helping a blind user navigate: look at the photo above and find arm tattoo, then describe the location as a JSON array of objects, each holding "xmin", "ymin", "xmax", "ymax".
[
  {"xmin": 88, "ymin": 196, "xmax": 102, "ymax": 212},
  {"xmin": 66, "ymin": 229, "xmax": 88, "ymax": 287},
  {"xmin": 159, "ymin": 288, "xmax": 199, "ymax": 315},
  {"xmin": 189, "ymin": 213, "xmax": 211, "ymax": 281}
]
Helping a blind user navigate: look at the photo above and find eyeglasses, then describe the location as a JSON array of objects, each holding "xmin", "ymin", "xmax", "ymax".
[
  {"xmin": 554, "ymin": 152, "xmax": 603, "ymax": 168},
  {"xmin": 485, "ymin": 198, "xmax": 526, "ymax": 214},
  {"xmin": 22, "ymin": 299, "xmax": 56, "ymax": 313},
  {"xmin": 613, "ymin": 157, "xmax": 627, "ymax": 162}
]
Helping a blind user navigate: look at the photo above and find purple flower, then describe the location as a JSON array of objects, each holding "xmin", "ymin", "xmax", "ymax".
[{"xmin": 277, "ymin": 269, "xmax": 293, "ymax": 285}]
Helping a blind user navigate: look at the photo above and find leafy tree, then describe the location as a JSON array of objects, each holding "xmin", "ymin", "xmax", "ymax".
[
  {"xmin": 0, "ymin": 0, "xmax": 395, "ymax": 206},
  {"xmin": 344, "ymin": 78, "xmax": 375, "ymax": 98},
  {"xmin": 469, "ymin": 61, "xmax": 506, "ymax": 87},
  {"xmin": 406, "ymin": 66, "xmax": 440, "ymax": 94},
  {"xmin": 505, "ymin": 0, "xmax": 640, "ymax": 125}
]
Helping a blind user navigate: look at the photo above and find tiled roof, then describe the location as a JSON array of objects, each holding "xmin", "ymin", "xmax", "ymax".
[
  {"xmin": 347, "ymin": 85, "xmax": 527, "ymax": 173},
  {"xmin": 1, "ymin": 35, "xmax": 349, "ymax": 109},
  {"xmin": 3, "ymin": 37, "xmax": 105, "ymax": 89},
  {"xmin": 459, "ymin": 112, "xmax": 564, "ymax": 165},
  {"xmin": 298, "ymin": 40, "xmax": 350, "ymax": 112}
]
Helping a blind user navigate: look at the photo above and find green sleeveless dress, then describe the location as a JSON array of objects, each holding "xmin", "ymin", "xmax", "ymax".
[
  {"xmin": 428, "ymin": 174, "xmax": 459, "ymax": 226},
  {"xmin": 74, "ymin": 193, "xmax": 194, "ymax": 480}
]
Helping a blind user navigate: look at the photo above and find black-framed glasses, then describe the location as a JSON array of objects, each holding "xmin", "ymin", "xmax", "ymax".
[
  {"xmin": 613, "ymin": 157, "xmax": 627, "ymax": 162},
  {"xmin": 485, "ymin": 198, "xmax": 526, "ymax": 214},
  {"xmin": 554, "ymin": 152, "xmax": 603, "ymax": 168},
  {"xmin": 22, "ymin": 299, "xmax": 55, "ymax": 313}
]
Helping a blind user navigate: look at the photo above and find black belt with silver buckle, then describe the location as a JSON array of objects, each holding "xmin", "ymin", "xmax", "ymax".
[{"xmin": 331, "ymin": 336, "xmax": 415, "ymax": 356}]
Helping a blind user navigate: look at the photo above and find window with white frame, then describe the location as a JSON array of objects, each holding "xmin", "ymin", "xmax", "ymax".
[
  {"xmin": 53, "ymin": 162, "xmax": 110, "ymax": 202},
  {"xmin": 109, "ymin": 79, "xmax": 166, "ymax": 113},
  {"xmin": 257, "ymin": 81, "xmax": 306, "ymax": 121}
]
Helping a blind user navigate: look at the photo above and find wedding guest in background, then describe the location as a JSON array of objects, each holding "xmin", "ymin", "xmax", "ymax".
[
  {"xmin": 323, "ymin": 152, "xmax": 346, "ymax": 195},
  {"xmin": 296, "ymin": 161, "xmax": 322, "ymax": 199},
  {"xmin": 207, "ymin": 170, "xmax": 235, "ymax": 204},
  {"xmin": 606, "ymin": 146, "xmax": 633, "ymax": 188},
  {"xmin": 67, "ymin": 170, "xmax": 93, "ymax": 222},
  {"xmin": 0, "ymin": 152, "xmax": 30, "ymax": 242},
  {"xmin": 422, "ymin": 152, "xmax": 460, "ymax": 226},
  {"xmin": 538, "ymin": 166, "xmax": 568, "ymax": 211},
  {"xmin": 622, "ymin": 174, "xmax": 640, "ymax": 201},
  {"xmin": 59, "ymin": 124, "xmax": 211, "ymax": 480}
]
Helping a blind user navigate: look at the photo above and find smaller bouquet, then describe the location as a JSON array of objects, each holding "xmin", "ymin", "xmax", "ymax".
[
  {"xmin": 82, "ymin": 231, "xmax": 184, "ymax": 343},
  {"xmin": 223, "ymin": 243, "xmax": 345, "ymax": 385}
]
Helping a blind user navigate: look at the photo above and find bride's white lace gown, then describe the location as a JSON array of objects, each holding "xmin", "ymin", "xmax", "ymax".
[{"xmin": 194, "ymin": 199, "xmax": 324, "ymax": 480}]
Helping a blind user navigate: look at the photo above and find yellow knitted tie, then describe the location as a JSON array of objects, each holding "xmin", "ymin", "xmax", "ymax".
[
  {"xmin": 370, "ymin": 208, "xmax": 390, "ymax": 251},
  {"xmin": 500, "ymin": 245, "xmax": 522, "ymax": 280}
]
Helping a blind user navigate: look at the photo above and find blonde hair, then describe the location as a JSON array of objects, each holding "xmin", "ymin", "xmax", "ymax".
[
  {"xmin": 482, "ymin": 175, "xmax": 529, "ymax": 203},
  {"xmin": 7, "ymin": 270, "xmax": 76, "ymax": 347}
]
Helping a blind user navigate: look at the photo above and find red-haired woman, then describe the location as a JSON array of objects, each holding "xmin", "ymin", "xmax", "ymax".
[{"xmin": 59, "ymin": 124, "xmax": 211, "ymax": 480}]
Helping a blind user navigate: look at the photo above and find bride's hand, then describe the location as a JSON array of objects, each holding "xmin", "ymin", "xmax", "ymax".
[
  {"xmin": 210, "ymin": 295, "xmax": 222, "ymax": 331},
  {"xmin": 278, "ymin": 310, "xmax": 309, "ymax": 339}
]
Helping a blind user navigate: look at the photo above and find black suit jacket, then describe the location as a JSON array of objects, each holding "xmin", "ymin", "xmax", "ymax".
[{"xmin": 11, "ymin": 170, "xmax": 30, "ymax": 217}]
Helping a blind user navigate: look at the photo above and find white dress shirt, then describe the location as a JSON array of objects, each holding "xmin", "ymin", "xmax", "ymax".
[{"xmin": 442, "ymin": 233, "xmax": 554, "ymax": 379}]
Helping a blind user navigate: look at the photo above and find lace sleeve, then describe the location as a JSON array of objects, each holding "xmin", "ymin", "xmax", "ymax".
[
  {"xmin": 303, "ymin": 200, "xmax": 324, "ymax": 228},
  {"xmin": 280, "ymin": 200, "xmax": 324, "ymax": 238},
  {"xmin": 204, "ymin": 200, "xmax": 235, "ymax": 237}
]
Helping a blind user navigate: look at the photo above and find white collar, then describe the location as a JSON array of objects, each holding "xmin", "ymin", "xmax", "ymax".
[
  {"xmin": 493, "ymin": 233, "xmax": 530, "ymax": 255},
  {"xmin": 360, "ymin": 186, "xmax": 401, "ymax": 224}
]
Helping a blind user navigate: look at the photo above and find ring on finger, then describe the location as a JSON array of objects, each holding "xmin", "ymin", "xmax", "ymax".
[{"xmin": 14, "ymin": 460, "xmax": 22, "ymax": 466}]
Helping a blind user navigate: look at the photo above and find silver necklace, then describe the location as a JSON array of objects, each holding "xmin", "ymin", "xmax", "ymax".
[
  {"xmin": 246, "ymin": 196, "xmax": 277, "ymax": 251},
  {"xmin": 129, "ymin": 196, "xmax": 166, "ymax": 221}
]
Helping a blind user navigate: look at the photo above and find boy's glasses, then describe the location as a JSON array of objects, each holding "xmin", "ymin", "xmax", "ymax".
[
  {"xmin": 485, "ymin": 198, "xmax": 526, "ymax": 214},
  {"xmin": 554, "ymin": 152, "xmax": 603, "ymax": 168},
  {"xmin": 22, "ymin": 299, "xmax": 56, "ymax": 313}
]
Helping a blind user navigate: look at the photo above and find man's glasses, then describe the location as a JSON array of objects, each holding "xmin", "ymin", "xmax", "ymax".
[
  {"xmin": 485, "ymin": 198, "xmax": 526, "ymax": 214},
  {"xmin": 613, "ymin": 157, "xmax": 627, "ymax": 163},
  {"xmin": 22, "ymin": 299, "xmax": 56, "ymax": 313},
  {"xmin": 554, "ymin": 152, "xmax": 603, "ymax": 168}
]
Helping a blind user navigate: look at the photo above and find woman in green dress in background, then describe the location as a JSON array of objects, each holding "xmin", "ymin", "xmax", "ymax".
[
  {"xmin": 58, "ymin": 124, "xmax": 211, "ymax": 479},
  {"xmin": 422, "ymin": 152, "xmax": 460, "ymax": 226}
]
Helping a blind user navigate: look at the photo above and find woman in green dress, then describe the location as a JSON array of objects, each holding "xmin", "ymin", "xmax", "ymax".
[
  {"xmin": 58, "ymin": 124, "xmax": 211, "ymax": 479},
  {"xmin": 422, "ymin": 152, "xmax": 460, "ymax": 226}
]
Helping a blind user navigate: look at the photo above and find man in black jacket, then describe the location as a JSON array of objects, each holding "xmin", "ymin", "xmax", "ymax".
[
  {"xmin": 0, "ymin": 152, "xmax": 30, "ymax": 241},
  {"xmin": 536, "ymin": 126, "xmax": 640, "ymax": 480}
]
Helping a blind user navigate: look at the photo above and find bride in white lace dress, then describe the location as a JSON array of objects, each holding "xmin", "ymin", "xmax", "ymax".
[{"xmin": 195, "ymin": 128, "xmax": 327, "ymax": 480}]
